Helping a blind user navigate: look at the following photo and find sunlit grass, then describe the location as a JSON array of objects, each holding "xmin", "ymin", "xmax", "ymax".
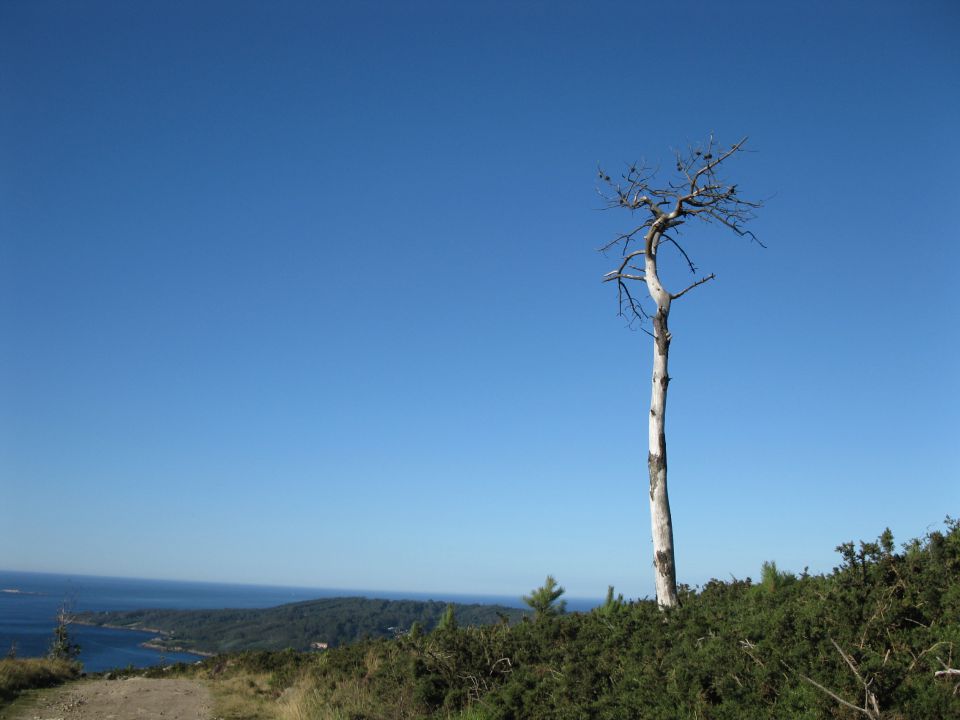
[
  {"xmin": 207, "ymin": 670, "xmax": 282, "ymax": 720},
  {"xmin": 0, "ymin": 658, "xmax": 81, "ymax": 705},
  {"xmin": 278, "ymin": 677, "xmax": 377, "ymax": 720}
]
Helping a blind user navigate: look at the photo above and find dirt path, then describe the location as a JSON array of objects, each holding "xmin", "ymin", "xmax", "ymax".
[{"xmin": 5, "ymin": 677, "xmax": 213, "ymax": 720}]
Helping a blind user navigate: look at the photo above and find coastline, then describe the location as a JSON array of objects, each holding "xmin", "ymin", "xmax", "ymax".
[
  {"xmin": 140, "ymin": 641, "xmax": 215, "ymax": 658},
  {"xmin": 73, "ymin": 619, "xmax": 165, "ymax": 634},
  {"xmin": 73, "ymin": 619, "xmax": 213, "ymax": 659}
]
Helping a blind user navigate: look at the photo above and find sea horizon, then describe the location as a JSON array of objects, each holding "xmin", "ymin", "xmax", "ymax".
[
  {"xmin": 0, "ymin": 568, "xmax": 606, "ymax": 611},
  {"xmin": 1, "ymin": 569, "xmax": 604, "ymax": 672}
]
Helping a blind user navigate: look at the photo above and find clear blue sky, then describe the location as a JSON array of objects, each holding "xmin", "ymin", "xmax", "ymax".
[{"xmin": 1, "ymin": 1, "xmax": 957, "ymax": 601}]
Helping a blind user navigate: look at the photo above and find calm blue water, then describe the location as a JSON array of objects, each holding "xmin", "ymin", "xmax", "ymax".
[
  {"xmin": 0, "ymin": 570, "xmax": 322, "ymax": 672},
  {"xmin": 0, "ymin": 571, "xmax": 600, "ymax": 673}
]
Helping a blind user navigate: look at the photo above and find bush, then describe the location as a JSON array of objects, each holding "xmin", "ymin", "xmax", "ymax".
[{"xmin": 275, "ymin": 520, "xmax": 960, "ymax": 720}]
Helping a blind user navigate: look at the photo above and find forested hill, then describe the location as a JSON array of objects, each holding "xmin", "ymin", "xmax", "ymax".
[{"xmin": 75, "ymin": 597, "xmax": 528, "ymax": 654}]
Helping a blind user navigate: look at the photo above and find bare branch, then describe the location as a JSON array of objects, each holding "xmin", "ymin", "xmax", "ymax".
[
  {"xmin": 603, "ymin": 273, "xmax": 645, "ymax": 282},
  {"xmin": 739, "ymin": 639, "xmax": 765, "ymax": 668},
  {"xmin": 934, "ymin": 655, "xmax": 960, "ymax": 696},
  {"xmin": 599, "ymin": 221, "xmax": 655, "ymax": 254},
  {"xmin": 599, "ymin": 135, "xmax": 763, "ymax": 299},
  {"xmin": 784, "ymin": 641, "xmax": 882, "ymax": 720},
  {"xmin": 908, "ymin": 640, "xmax": 951, "ymax": 671},
  {"xmin": 662, "ymin": 234, "xmax": 697, "ymax": 274},
  {"xmin": 603, "ymin": 249, "xmax": 648, "ymax": 284},
  {"xmin": 798, "ymin": 673, "xmax": 878, "ymax": 719},
  {"xmin": 690, "ymin": 136, "xmax": 749, "ymax": 189},
  {"xmin": 615, "ymin": 278, "xmax": 653, "ymax": 335},
  {"xmin": 600, "ymin": 135, "xmax": 762, "ymax": 338},
  {"xmin": 671, "ymin": 274, "xmax": 716, "ymax": 300},
  {"xmin": 831, "ymin": 639, "xmax": 866, "ymax": 685}
]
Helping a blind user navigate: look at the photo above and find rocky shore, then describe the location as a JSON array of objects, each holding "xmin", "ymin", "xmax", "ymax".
[
  {"xmin": 140, "ymin": 640, "xmax": 215, "ymax": 658},
  {"xmin": 72, "ymin": 620, "xmax": 214, "ymax": 658}
]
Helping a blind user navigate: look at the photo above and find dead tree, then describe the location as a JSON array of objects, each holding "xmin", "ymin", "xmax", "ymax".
[{"xmin": 599, "ymin": 136, "xmax": 762, "ymax": 608}]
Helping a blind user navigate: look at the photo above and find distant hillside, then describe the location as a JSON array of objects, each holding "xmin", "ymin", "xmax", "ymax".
[{"xmin": 74, "ymin": 597, "xmax": 528, "ymax": 654}]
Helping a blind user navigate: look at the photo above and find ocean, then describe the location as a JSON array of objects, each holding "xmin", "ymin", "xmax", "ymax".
[{"xmin": 0, "ymin": 570, "xmax": 598, "ymax": 673}]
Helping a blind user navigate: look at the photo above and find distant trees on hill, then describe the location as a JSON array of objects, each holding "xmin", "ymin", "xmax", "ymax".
[{"xmin": 75, "ymin": 597, "xmax": 528, "ymax": 654}]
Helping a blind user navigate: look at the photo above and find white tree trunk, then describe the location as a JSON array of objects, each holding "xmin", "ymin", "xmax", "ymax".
[
  {"xmin": 648, "ymin": 307, "xmax": 678, "ymax": 608},
  {"xmin": 645, "ymin": 231, "xmax": 679, "ymax": 609}
]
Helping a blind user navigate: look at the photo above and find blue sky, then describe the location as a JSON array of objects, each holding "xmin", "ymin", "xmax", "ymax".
[{"xmin": 1, "ymin": 0, "xmax": 957, "ymax": 601}]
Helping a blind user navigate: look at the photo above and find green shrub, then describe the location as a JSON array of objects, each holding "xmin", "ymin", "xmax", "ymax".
[{"xmin": 276, "ymin": 520, "xmax": 960, "ymax": 720}]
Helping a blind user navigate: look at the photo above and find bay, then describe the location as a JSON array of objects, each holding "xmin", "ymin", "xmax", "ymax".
[
  {"xmin": 0, "ymin": 570, "xmax": 322, "ymax": 672},
  {"xmin": 1, "ymin": 570, "xmax": 595, "ymax": 673}
]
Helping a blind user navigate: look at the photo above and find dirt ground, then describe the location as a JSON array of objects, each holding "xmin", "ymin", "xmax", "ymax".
[{"xmin": 3, "ymin": 677, "xmax": 213, "ymax": 720}]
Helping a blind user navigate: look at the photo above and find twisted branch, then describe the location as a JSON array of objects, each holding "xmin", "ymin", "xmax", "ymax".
[{"xmin": 598, "ymin": 135, "xmax": 763, "ymax": 323}]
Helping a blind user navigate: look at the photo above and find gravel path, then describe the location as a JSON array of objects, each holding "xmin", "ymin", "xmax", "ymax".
[{"xmin": 5, "ymin": 678, "xmax": 213, "ymax": 720}]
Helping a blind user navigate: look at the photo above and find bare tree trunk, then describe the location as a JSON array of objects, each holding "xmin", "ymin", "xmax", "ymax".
[
  {"xmin": 646, "ymin": 235, "xmax": 679, "ymax": 609},
  {"xmin": 648, "ymin": 307, "xmax": 678, "ymax": 608}
]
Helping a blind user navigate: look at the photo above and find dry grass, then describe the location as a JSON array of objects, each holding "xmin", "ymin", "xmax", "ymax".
[
  {"xmin": 206, "ymin": 671, "xmax": 283, "ymax": 720},
  {"xmin": 0, "ymin": 658, "xmax": 81, "ymax": 705},
  {"xmin": 277, "ymin": 677, "xmax": 493, "ymax": 720},
  {"xmin": 277, "ymin": 677, "xmax": 377, "ymax": 720},
  {"xmin": 274, "ymin": 647, "xmax": 396, "ymax": 720}
]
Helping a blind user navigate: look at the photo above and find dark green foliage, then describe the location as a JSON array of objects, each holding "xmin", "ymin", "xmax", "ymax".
[
  {"xmin": 597, "ymin": 585, "xmax": 625, "ymax": 618},
  {"xmin": 252, "ymin": 521, "xmax": 960, "ymax": 720},
  {"xmin": 75, "ymin": 597, "xmax": 528, "ymax": 654},
  {"xmin": 76, "ymin": 523, "xmax": 960, "ymax": 719}
]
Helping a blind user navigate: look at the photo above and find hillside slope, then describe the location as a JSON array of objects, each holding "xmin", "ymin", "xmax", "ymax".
[{"xmin": 75, "ymin": 596, "xmax": 527, "ymax": 654}]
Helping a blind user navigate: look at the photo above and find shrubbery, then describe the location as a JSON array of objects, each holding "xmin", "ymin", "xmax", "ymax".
[{"xmin": 257, "ymin": 520, "xmax": 960, "ymax": 719}]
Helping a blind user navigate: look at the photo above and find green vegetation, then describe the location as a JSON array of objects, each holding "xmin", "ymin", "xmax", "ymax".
[
  {"xmin": 0, "ymin": 658, "xmax": 81, "ymax": 705},
  {"xmin": 121, "ymin": 521, "xmax": 959, "ymax": 719},
  {"xmin": 0, "ymin": 602, "xmax": 83, "ymax": 709},
  {"xmin": 48, "ymin": 602, "xmax": 81, "ymax": 661},
  {"xmin": 75, "ymin": 597, "xmax": 528, "ymax": 654},
  {"xmin": 521, "ymin": 575, "xmax": 566, "ymax": 620}
]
